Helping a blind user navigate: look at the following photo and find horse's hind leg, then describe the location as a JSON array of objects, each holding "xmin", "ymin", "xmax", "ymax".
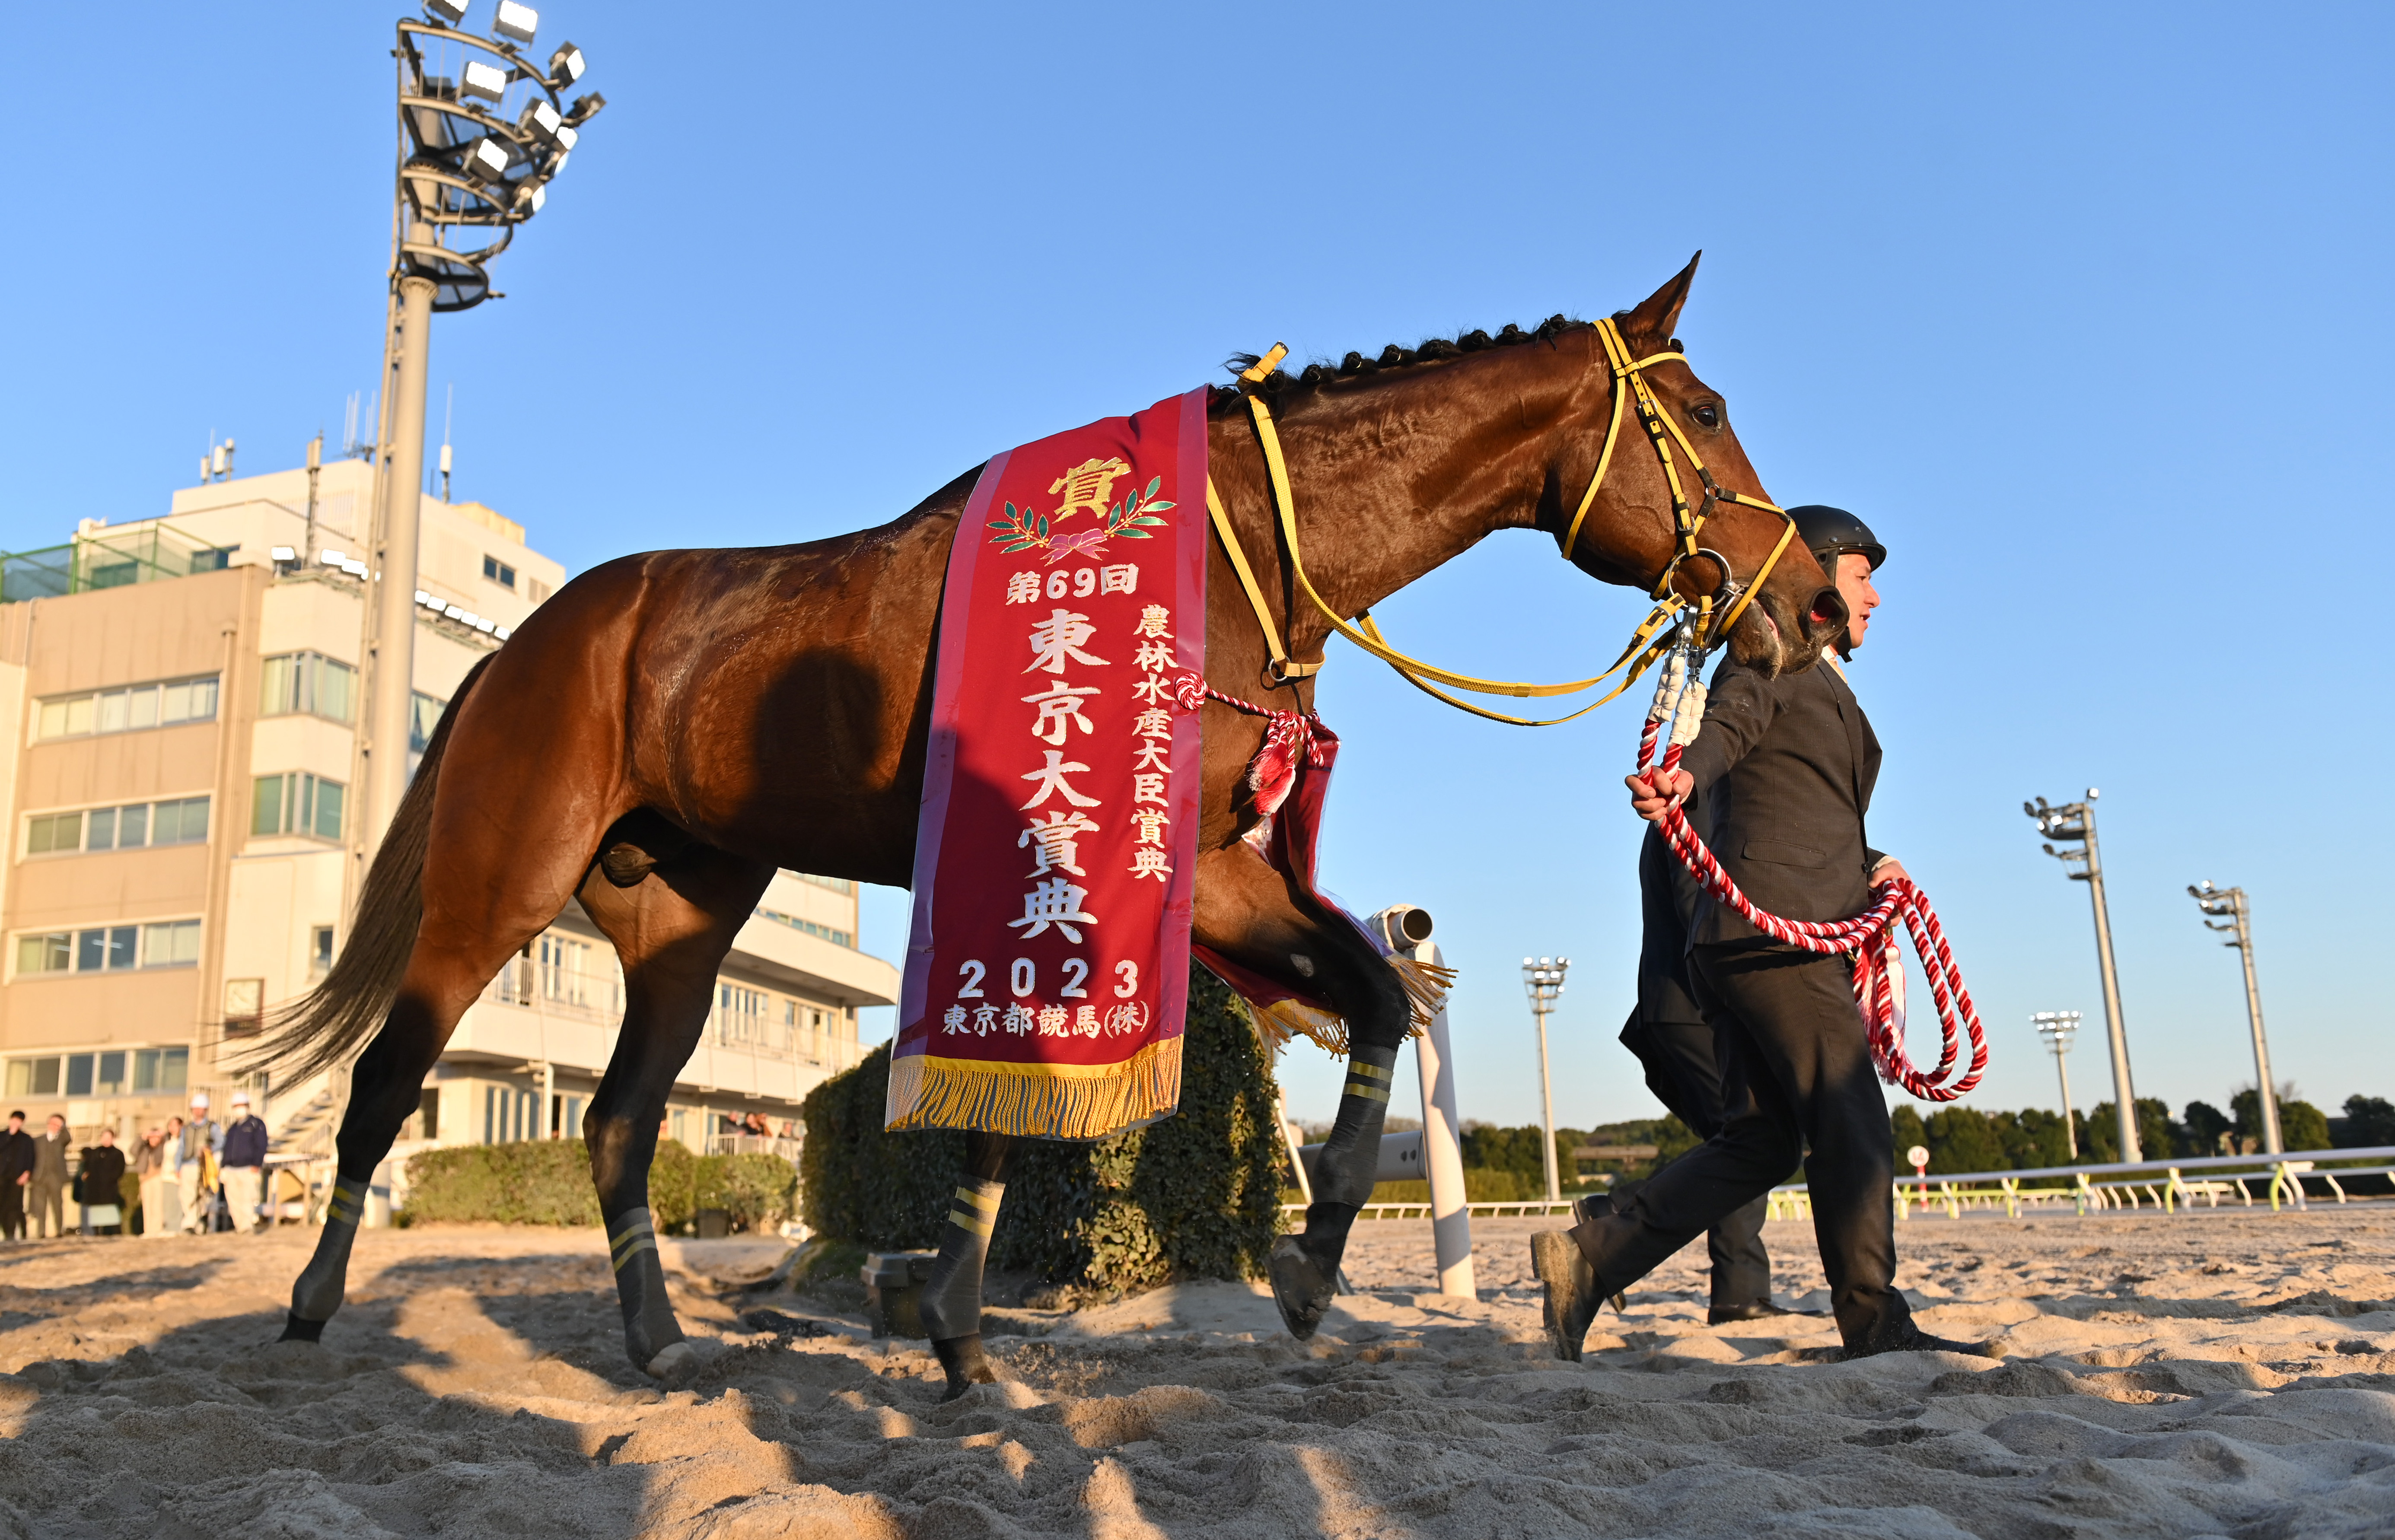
[
  {"xmin": 575, "ymin": 838, "xmax": 774, "ymax": 1377},
  {"xmin": 283, "ymin": 931, "xmax": 563, "ymax": 1340},
  {"xmin": 920, "ymin": 1130, "xmax": 1019, "ymax": 1399},
  {"xmin": 1192, "ymin": 846, "xmax": 1413, "ymax": 1340}
]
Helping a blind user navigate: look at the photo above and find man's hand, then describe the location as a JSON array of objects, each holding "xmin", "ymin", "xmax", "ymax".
[
  {"xmin": 1869, "ymin": 857, "xmax": 1911, "ymax": 888},
  {"xmin": 1626, "ymin": 767, "xmax": 1693, "ymax": 822}
]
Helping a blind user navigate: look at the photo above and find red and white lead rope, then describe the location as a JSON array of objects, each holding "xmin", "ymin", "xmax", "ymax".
[{"xmin": 1641, "ymin": 647, "xmax": 1988, "ymax": 1102}]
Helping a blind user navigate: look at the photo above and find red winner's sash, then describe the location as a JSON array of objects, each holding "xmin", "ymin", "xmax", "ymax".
[{"xmin": 888, "ymin": 388, "xmax": 1209, "ymax": 1139}]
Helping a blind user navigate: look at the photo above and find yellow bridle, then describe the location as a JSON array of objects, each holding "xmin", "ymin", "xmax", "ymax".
[{"xmin": 1203, "ymin": 316, "xmax": 1802, "ymax": 726}]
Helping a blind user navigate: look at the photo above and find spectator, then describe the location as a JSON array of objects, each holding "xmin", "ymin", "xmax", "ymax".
[
  {"xmin": 0, "ymin": 1111, "xmax": 32, "ymax": 1240},
  {"xmin": 27, "ymin": 1115, "xmax": 70, "ymax": 1239},
  {"xmin": 220, "ymin": 1090, "xmax": 269, "ymax": 1234},
  {"xmin": 178, "ymin": 1095, "xmax": 220, "ymax": 1234},
  {"xmin": 77, "ymin": 1128, "xmax": 127, "ymax": 1237},
  {"xmin": 134, "ymin": 1126, "xmax": 173, "ymax": 1238}
]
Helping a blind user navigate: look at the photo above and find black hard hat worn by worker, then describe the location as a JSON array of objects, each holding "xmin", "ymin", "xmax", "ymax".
[{"xmin": 1786, "ymin": 505, "xmax": 1885, "ymax": 573}]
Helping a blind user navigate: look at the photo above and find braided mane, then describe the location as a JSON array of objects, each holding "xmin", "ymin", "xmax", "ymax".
[{"xmin": 1224, "ymin": 314, "xmax": 1595, "ymax": 400}]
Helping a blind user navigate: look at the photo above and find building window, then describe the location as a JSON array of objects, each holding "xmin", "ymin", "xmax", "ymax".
[
  {"xmin": 13, "ymin": 920, "xmax": 197, "ymax": 977},
  {"xmin": 754, "ymin": 907, "xmax": 854, "ymax": 948},
  {"xmin": 483, "ymin": 1084, "xmax": 536, "ymax": 1144},
  {"xmin": 718, "ymin": 983, "xmax": 772, "ymax": 1046},
  {"xmin": 64, "ymin": 1051, "xmax": 129, "ymax": 1097},
  {"xmin": 793, "ymin": 872, "xmax": 857, "ymax": 896},
  {"xmin": 5, "ymin": 1056, "xmax": 59, "ymax": 1095},
  {"xmin": 251, "ymin": 773, "xmax": 345, "ymax": 840},
  {"xmin": 408, "ymin": 691, "xmax": 447, "ymax": 755},
  {"xmin": 132, "ymin": 1047, "xmax": 189, "ymax": 1093},
  {"xmin": 26, "ymin": 811, "xmax": 80, "ymax": 855},
  {"xmin": 483, "ymin": 555, "xmax": 517, "ymax": 590},
  {"xmin": 25, "ymin": 796, "xmax": 208, "ymax": 857},
  {"xmin": 34, "ymin": 675, "xmax": 219, "ymax": 740},
  {"xmin": 311, "ymin": 926, "xmax": 335, "ymax": 976},
  {"xmin": 259, "ymin": 651, "xmax": 357, "ymax": 724},
  {"xmin": 144, "ymin": 920, "xmax": 201, "ymax": 967}
]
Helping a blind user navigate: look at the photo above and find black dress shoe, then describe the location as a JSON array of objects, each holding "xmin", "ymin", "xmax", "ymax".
[
  {"xmin": 1840, "ymin": 1323, "xmax": 1997, "ymax": 1360},
  {"xmin": 1707, "ymin": 1299, "xmax": 1827, "ymax": 1325}
]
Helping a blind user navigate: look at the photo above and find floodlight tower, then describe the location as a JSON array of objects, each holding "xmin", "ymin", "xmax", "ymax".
[
  {"xmin": 1522, "ymin": 956, "xmax": 1570, "ymax": 1203},
  {"xmin": 2188, "ymin": 881, "xmax": 2281, "ymax": 1154},
  {"xmin": 359, "ymin": 2, "xmax": 602, "ymax": 855},
  {"xmin": 2025, "ymin": 791, "xmax": 2140, "ymax": 1162},
  {"xmin": 2032, "ymin": 1011, "xmax": 2082, "ymax": 1159}
]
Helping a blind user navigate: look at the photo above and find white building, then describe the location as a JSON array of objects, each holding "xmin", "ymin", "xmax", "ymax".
[{"xmin": 0, "ymin": 452, "xmax": 894, "ymax": 1195}]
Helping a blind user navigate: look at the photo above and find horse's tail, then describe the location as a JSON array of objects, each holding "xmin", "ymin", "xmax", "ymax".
[{"xmin": 234, "ymin": 651, "xmax": 497, "ymax": 1082}]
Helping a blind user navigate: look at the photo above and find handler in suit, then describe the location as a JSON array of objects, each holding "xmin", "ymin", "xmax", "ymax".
[
  {"xmin": 1537, "ymin": 507, "xmax": 1980, "ymax": 1360},
  {"xmin": 1611, "ymin": 814, "xmax": 1804, "ymax": 1322}
]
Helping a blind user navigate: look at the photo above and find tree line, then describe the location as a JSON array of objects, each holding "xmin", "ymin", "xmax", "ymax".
[
  {"xmin": 1446, "ymin": 1095, "xmax": 2395, "ymax": 1191},
  {"xmin": 1891, "ymin": 1092, "xmax": 2395, "ymax": 1176}
]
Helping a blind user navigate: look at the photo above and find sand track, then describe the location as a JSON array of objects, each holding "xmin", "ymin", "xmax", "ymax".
[{"xmin": 0, "ymin": 1209, "xmax": 2390, "ymax": 1537}]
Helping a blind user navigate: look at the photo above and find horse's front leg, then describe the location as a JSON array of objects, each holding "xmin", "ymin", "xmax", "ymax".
[
  {"xmin": 920, "ymin": 1129, "xmax": 1019, "ymax": 1398},
  {"xmin": 1193, "ymin": 846, "xmax": 1412, "ymax": 1340}
]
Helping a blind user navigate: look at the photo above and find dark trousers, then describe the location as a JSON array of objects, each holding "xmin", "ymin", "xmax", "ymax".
[
  {"xmin": 1575, "ymin": 940, "xmax": 1910, "ymax": 1348},
  {"xmin": 0, "ymin": 1181, "xmax": 21, "ymax": 1239},
  {"xmin": 27, "ymin": 1180, "xmax": 63, "ymax": 1240},
  {"xmin": 1617, "ymin": 1011, "xmax": 1774, "ymax": 1308}
]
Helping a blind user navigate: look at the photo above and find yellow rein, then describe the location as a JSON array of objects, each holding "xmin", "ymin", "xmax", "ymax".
[{"xmin": 1203, "ymin": 317, "xmax": 1800, "ymax": 726}]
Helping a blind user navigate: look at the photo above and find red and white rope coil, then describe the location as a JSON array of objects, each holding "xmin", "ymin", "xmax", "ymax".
[{"xmin": 1641, "ymin": 651, "xmax": 1987, "ymax": 1102}]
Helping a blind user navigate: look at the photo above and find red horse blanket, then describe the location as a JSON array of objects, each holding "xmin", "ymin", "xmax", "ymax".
[{"xmin": 887, "ymin": 388, "xmax": 1210, "ymax": 1139}]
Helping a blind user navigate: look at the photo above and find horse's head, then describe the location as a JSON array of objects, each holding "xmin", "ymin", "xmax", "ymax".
[{"xmin": 1563, "ymin": 255, "xmax": 1849, "ymax": 675}]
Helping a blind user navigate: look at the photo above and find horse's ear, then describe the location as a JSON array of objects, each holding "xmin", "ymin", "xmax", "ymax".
[{"xmin": 1621, "ymin": 252, "xmax": 1701, "ymax": 348}]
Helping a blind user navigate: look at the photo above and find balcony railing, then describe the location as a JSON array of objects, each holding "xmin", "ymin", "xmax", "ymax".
[
  {"xmin": 707, "ymin": 1133, "xmax": 804, "ymax": 1161},
  {"xmin": 478, "ymin": 951, "xmax": 869, "ymax": 1073}
]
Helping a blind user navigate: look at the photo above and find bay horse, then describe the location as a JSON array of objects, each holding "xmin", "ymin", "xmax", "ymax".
[{"xmin": 253, "ymin": 256, "xmax": 1846, "ymax": 1388}]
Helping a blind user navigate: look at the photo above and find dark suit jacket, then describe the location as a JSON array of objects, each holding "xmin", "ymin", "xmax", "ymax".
[
  {"xmin": 0, "ymin": 1130, "xmax": 32, "ymax": 1182},
  {"xmin": 1678, "ymin": 653, "xmax": 1884, "ymax": 946}
]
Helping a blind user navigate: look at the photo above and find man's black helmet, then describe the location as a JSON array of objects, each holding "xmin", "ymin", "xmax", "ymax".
[{"xmin": 1787, "ymin": 505, "xmax": 1885, "ymax": 572}]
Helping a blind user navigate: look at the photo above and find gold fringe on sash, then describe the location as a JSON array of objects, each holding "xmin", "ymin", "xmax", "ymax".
[
  {"xmin": 1236, "ymin": 955, "xmax": 1458, "ymax": 1058},
  {"xmin": 886, "ymin": 1035, "xmax": 1185, "ymax": 1140}
]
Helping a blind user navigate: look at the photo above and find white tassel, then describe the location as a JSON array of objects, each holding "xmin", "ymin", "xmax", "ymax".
[
  {"xmin": 1647, "ymin": 648, "xmax": 1685, "ymax": 725},
  {"xmin": 1669, "ymin": 680, "xmax": 1707, "ymax": 747}
]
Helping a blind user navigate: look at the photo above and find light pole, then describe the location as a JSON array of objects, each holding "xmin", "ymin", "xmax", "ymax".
[
  {"xmin": 358, "ymin": 4, "xmax": 602, "ymax": 856},
  {"xmin": 2026, "ymin": 791, "xmax": 2140, "ymax": 1162},
  {"xmin": 2189, "ymin": 881, "xmax": 2281, "ymax": 1153},
  {"xmin": 2032, "ymin": 1011, "xmax": 2081, "ymax": 1159},
  {"xmin": 1522, "ymin": 956, "xmax": 1569, "ymax": 1204}
]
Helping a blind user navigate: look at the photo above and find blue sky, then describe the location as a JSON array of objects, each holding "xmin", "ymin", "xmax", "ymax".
[{"xmin": 4, "ymin": 3, "xmax": 2389, "ymax": 1133}]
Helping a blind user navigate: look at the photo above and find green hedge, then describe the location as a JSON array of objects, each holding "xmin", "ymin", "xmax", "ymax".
[
  {"xmin": 401, "ymin": 1138, "xmax": 797, "ymax": 1233},
  {"xmin": 801, "ymin": 963, "xmax": 1283, "ymax": 1292}
]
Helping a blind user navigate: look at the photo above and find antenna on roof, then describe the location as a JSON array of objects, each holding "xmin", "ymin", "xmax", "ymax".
[{"xmin": 439, "ymin": 382, "xmax": 454, "ymax": 501}]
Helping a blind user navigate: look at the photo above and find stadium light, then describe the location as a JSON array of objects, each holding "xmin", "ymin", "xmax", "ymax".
[
  {"xmin": 2188, "ymin": 881, "xmax": 2281, "ymax": 1154},
  {"xmin": 2025, "ymin": 790, "xmax": 2140, "ymax": 1163},
  {"xmin": 492, "ymin": 1, "xmax": 538, "ymax": 44},
  {"xmin": 1522, "ymin": 956, "xmax": 1570, "ymax": 1204},
  {"xmin": 460, "ymin": 58, "xmax": 509, "ymax": 105},
  {"xmin": 2032, "ymin": 1011, "xmax": 2081, "ymax": 1158},
  {"xmin": 358, "ymin": 7, "xmax": 595, "ymax": 859}
]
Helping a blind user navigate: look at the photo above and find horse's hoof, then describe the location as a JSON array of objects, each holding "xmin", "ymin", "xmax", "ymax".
[
  {"xmin": 278, "ymin": 1312, "xmax": 327, "ymax": 1344},
  {"xmin": 931, "ymin": 1333, "xmax": 1000, "ymax": 1401},
  {"xmin": 644, "ymin": 1341, "xmax": 697, "ymax": 1379},
  {"xmin": 1269, "ymin": 1236, "xmax": 1336, "ymax": 1341},
  {"xmin": 1530, "ymin": 1229, "xmax": 1600, "ymax": 1362}
]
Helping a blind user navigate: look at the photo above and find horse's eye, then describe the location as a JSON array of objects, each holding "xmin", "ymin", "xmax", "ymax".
[{"xmin": 1690, "ymin": 401, "xmax": 1723, "ymax": 430}]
